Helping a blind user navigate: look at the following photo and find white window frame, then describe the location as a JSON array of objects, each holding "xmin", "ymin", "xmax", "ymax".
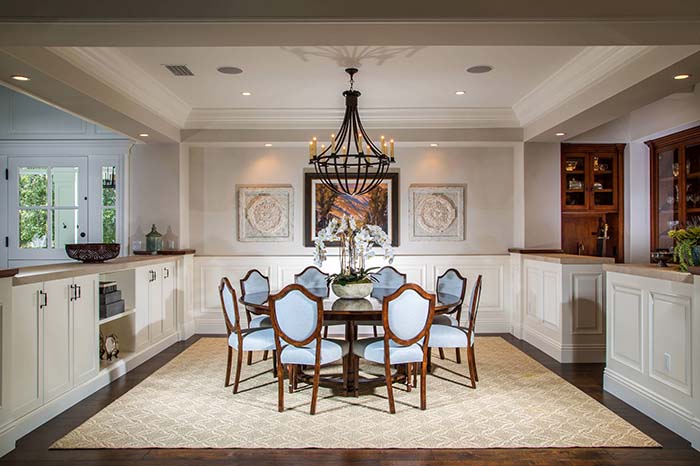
[
  {"xmin": 0, "ymin": 156, "xmax": 7, "ymax": 269},
  {"xmin": 88, "ymin": 156, "xmax": 124, "ymax": 246},
  {"xmin": 8, "ymin": 156, "xmax": 88, "ymax": 260}
]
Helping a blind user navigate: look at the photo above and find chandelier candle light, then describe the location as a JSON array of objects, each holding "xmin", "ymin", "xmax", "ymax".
[{"xmin": 309, "ymin": 68, "xmax": 396, "ymax": 196}]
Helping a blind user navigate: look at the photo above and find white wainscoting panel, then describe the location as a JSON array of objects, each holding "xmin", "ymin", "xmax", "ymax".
[
  {"xmin": 194, "ymin": 255, "xmax": 511, "ymax": 335},
  {"xmin": 571, "ymin": 273, "xmax": 603, "ymax": 335},
  {"xmin": 604, "ymin": 271, "xmax": 699, "ymax": 451}
]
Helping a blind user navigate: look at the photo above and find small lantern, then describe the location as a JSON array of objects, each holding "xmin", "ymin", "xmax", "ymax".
[{"xmin": 146, "ymin": 224, "xmax": 163, "ymax": 252}]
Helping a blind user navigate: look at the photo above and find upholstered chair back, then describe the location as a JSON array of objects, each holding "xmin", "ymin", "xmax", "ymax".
[
  {"xmin": 371, "ymin": 266, "xmax": 407, "ymax": 298},
  {"xmin": 218, "ymin": 277, "xmax": 241, "ymax": 335},
  {"xmin": 269, "ymin": 284, "xmax": 323, "ymax": 345},
  {"xmin": 240, "ymin": 269, "xmax": 269, "ymax": 297},
  {"xmin": 437, "ymin": 269, "xmax": 467, "ymax": 300},
  {"xmin": 294, "ymin": 266, "xmax": 330, "ymax": 297},
  {"xmin": 383, "ymin": 284, "xmax": 435, "ymax": 345}
]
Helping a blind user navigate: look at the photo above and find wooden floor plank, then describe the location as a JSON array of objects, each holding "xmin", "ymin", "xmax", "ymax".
[{"xmin": 1, "ymin": 333, "xmax": 699, "ymax": 466}]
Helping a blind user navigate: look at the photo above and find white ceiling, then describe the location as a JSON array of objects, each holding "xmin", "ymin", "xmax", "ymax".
[{"xmin": 118, "ymin": 46, "xmax": 584, "ymax": 110}]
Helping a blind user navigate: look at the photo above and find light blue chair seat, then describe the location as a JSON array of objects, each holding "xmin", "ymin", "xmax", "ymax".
[
  {"xmin": 433, "ymin": 314, "xmax": 458, "ymax": 327},
  {"xmin": 228, "ymin": 328, "xmax": 276, "ymax": 352},
  {"xmin": 427, "ymin": 324, "xmax": 472, "ymax": 348},
  {"xmin": 249, "ymin": 315, "xmax": 272, "ymax": 328},
  {"xmin": 353, "ymin": 337, "xmax": 424, "ymax": 365},
  {"xmin": 280, "ymin": 339, "xmax": 348, "ymax": 365}
]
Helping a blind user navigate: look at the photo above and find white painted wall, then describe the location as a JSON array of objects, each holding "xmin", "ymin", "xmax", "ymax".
[
  {"xmin": 129, "ymin": 143, "xmax": 181, "ymax": 251},
  {"xmin": 523, "ymin": 142, "xmax": 561, "ymax": 249},
  {"xmin": 189, "ymin": 145, "xmax": 516, "ymax": 256}
]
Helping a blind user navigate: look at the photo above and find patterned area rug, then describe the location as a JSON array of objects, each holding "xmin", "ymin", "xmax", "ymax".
[{"xmin": 53, "ymin": 337, "xmax": 658, "ymax": 449}]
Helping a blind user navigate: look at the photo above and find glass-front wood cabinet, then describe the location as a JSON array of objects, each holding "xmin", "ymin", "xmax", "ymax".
[{"xmin": 648, "ymin": 125, "xmax": 700, "ymax": 252}]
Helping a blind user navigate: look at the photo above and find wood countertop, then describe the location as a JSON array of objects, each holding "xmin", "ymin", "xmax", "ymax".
[
  {"xmin": 603, "ymin": 263, "xmax": 693, "ymax": 284},
  {"xmin": 521, "ymin": 253, "xmax": 615, "ymax": 265},
  {"xmin": 0, "ymin": 268, "xmax": 19, "ymax": 279},
  {"xmin": 12, "ymin": 254, "xmax": 194, "ymax": 286}
]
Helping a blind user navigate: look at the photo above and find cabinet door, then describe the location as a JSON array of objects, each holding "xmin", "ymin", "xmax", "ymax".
[
  {"xmin": 589, "ymin": 152, "xmax": 618, "ymax": 211},
  {"xmin": 149, "ymin": 269, "xmax": 164, "ymax": 341},
  {"xmin": 42, "ymin": 278, "xmax": 73, "ymax": 403},
  {"xmin": 562, "ymin": 153, "xmax": 588, "ymax": 211},
  {"xmin": 73, "ymin": 275, "xmax": 98, "ymax": 385},
  {"xmin": 10, "ymin": 283, "xmax": 43, "ymax": 418},
  {"xmin": 161, "ymin": 262, "xmax": 176, "ymax": 336},
  {"xmin": 134, "ymin": 266, "xmax": 152, "ymax": 349},
  {"xmin": 654, "ymin": 148, "xmax": 681, "ymax": 250}
]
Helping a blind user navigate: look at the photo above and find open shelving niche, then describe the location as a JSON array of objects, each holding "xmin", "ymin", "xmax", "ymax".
[{"xmin": 97, "ymin": 268, "xmax": 137, "ymax": 371}]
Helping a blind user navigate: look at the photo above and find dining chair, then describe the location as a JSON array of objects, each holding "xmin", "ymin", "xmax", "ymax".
[
  {"xmin": 427, "ymin": 275, "xmax": 483, "ymax": 388},
  {"xmin": 294, "ymin": 266, "xmax": 343, "ymax": 338},
  {"xmin": 431, "ymin": 269, "xmax": 467, "ymax": 362},
  {"xmin": 269, "ymin": 284, "xmax": 349, "ymax": 415},
  {"xmin": 353, "ymin": 283, "xmax": 435, "ymax": 414},
  {"xmin": 240, "ymin": 269, "xmax": 273, "ymax": 364},
  {"xmin": 366, "ymin": 266, "xmax": 407, "ymax": 337},
  {"xmin": 219, "ymin": 277, "xmax": 276, "ymax": 394}
]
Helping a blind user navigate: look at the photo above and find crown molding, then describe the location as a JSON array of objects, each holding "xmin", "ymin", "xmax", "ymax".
[
  {"xmin": 513, "ymin": 46, "xmax": 654, "ymax": 126},
  {"xmin": 48, "ymin": 47, "xmax": 191, "ymax": 128},
  {"xmin": 184, "ymin": 107, "xmax": 519, "ymax": 130}
]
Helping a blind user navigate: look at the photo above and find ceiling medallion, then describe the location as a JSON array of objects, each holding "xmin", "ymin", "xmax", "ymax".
[{"xmin": 309, "ymin": 68, "xmax": 395, "ymax": 196}]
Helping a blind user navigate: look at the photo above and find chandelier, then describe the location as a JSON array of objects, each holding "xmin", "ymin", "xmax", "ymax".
[{"xmin": 309, "ymin": 68, "xmax": 395, "ymax": 196}]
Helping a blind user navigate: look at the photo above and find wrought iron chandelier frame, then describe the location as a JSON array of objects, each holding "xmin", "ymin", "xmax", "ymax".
[{"xmin": 310, "ymin": 68, "xmax": 395, "ymax": 196}]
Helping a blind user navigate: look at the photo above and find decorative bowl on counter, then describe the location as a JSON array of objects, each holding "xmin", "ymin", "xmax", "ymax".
[
  {"xmin": 65, "ymin": 243, "xmax": 121, "ymax": 263},
  {"xmin": 650, "ymin": 250, "xmax": 673, "ymax": 267}
]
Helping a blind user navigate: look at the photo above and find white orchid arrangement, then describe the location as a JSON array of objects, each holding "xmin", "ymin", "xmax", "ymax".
[{"xmin": 313, "ymin": 216, "xmax": 394, "ymax": 276}]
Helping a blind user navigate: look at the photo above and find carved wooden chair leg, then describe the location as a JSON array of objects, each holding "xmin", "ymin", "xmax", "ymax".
[
  {"xmin": 310, "ymin": 360, "xmax": 321, "ymax": 415},
  {"xmin": 277, "ymin": 359, "xmax": 285, "ymax": 412},
  {"xmin": 288, "ymin": 365, "xmax": 295, "ymax": 393},
  {"xmin": 472, "ymin": 345, "xmax": 479, "ymax": 381},
  {"xmin": 323, "ymin": 326, "xmax": 329, "ymax": 338},
  {"xmin": 384, "ymin": 360, "xmax": 396, "ymax": 414},
  {"xmin": 354, "ymin": 355, "xmax": 360, "ymax": 397},
  {"xmin": 413, "ymin": 362, "xmax": 418, "ymax": 387},
  {"xmin": 262, "ymin": 350, "xmax": 269, "ymax": 361},
  {"xmin": 455, "ymin": 348, "xmax": 462, "ymax": 364},
  {"xmin": 438, "ymin": 348, "xmax": 446, "ymax": 360},
  {"xmin": 225, "ymin": 346, "xmax": 233, "ymax": 387},
  {"xmin": 271, "ymin": 349, "xmax": 277, "ymax": 377},
  {"xmin": 247, "ymin": 351, "xmax": 253, "ymax": 366},
  {"xmin": 342, "ymin": 355, "xmax": 349, "ymax": 396},
  {"xmin": 406, "ymin": 363, "xmax": 412, "ymax": 392},
  {"xmin": 466, "ymin": 345, "xmax": 477, "ymax": 389},
  {"xmin": 233, "ymin": 349, "xmax": 244, "ymax": 394},
  {"xmin": 420, "ymin": 357, "xmax": 428, "ymax": 410}
]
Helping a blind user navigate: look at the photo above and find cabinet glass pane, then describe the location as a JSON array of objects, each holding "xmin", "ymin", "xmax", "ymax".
[
  {"xmin": 102, "ymin": 166, "xmax": 117, "ymax": 207},
  {"xmin": 51, "ymin": 167, "xmax": 79, "ymax": 207},
  {"xmin": 19, "ymin": 209, "xmax": 48, "ymax": 248},
  {"xmin": 685, "ymin": 144, "xmax": 700, "ymax": 225},
  {"xmin": 18, "ymin": 167, "xmax": 48, "ymax": 207},
  {"xmin": 656, "ymin": 149, "xmax": 679, "ymax": 250},
  {"xmin": 592, "ymin": 155, "xmax": 615, "ymax": 207},
  {"xmin": 564, "ymin": 155, "xmax": 586, "ymax": 207},
  {"xmin": 52, "ymin": 209, "xmax": 79, "ymax": 248}
]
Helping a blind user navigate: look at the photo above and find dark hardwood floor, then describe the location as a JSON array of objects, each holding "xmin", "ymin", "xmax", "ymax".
[{"xmin": 2, "ymin": 334, "xmax": 699, "ymax": 466}]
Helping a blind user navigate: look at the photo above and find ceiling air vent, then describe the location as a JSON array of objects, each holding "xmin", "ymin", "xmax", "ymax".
[{"xmin": 164, "ymin": 65, "xmax": 194, "ymax": 76}]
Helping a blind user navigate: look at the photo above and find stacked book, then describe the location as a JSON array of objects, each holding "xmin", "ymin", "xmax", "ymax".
[{"xmin": 99, "ymin": 281, "xmax": 125, "ymax": 319}]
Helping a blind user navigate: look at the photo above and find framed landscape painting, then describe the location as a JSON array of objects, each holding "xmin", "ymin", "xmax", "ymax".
[{"xmin": 304, "ymin": 172, "xmax": 399, "ymax": 247}]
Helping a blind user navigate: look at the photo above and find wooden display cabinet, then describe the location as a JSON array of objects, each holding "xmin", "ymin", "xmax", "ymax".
[
  {"xmin": 561, "ymin": 144, "xmax": 625, "ymax": 262},
  {"xmin": 647, "ymin": 125, "xmax": 700, "ymax": 253}
]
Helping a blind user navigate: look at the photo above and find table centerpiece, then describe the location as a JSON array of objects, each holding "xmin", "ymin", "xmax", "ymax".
[{"xmin": 313, "ymin": 215, "xmax": 394, "ymax": 299}]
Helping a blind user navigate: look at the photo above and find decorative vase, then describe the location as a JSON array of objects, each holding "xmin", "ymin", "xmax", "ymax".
[
  {"xmin": 146, "ymin": 224, "xmax": 163, "ymax": 252},
  {"xmin": 332, "ymin": 281, "xmax": 373, "ymax": 299}
]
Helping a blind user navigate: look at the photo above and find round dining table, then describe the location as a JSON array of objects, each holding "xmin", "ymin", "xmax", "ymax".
[{"xmin": 239, "ymin": 288, "xmax": 461, "ymax": 396}]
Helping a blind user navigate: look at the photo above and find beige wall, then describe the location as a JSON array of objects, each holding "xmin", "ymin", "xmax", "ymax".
[
  {"xmin": 189, "ymin": 145, "xmax": 515, "ymax": 256},
  {"xmin": 524, "ymin": 142, "xmax": 562, "ymax": 249},
  {"xmin": 129, "ymin": 143, "xmax": 181, "ymax": 250}
]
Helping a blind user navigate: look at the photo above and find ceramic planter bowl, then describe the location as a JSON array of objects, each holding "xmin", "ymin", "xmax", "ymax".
[{"xmin": 332, "ymin": 281, "xmax": 373, "ymax": 299}]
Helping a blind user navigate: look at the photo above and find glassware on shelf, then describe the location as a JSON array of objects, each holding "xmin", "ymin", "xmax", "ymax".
[
  {"xmin": 568, "ymin": 178, "xmax": 583, "ymax": 190},
  {"xmin": 593, "ymin": 157, "xmax": 600, "ymax": 172},
  {"xmin": 565, "ymin": 160, "xmax": 579, "ymax": 172},
  {"xmin": 592, "ymin": 182, "xmax": 603, "ymax": 190},
  {"xmin": 599, "ymin": 163, "xmax": 609, "ymax": 171},
  {"xmin": 673, "ymin": 162, "xmax": 680, "ymax": 178}
]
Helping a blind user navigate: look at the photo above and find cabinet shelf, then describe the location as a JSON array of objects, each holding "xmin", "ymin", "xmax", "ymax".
[
  {"xmin": 99, "ymin": 308, "xmax": 136, "ymax": 325},
  {"xmin": 566, "ymin": 189, "xmax": 585, "ymax": 193},
  {"xmin": 593, "ymin": 170, "xmax": 613, "ymax": 175},
  {"xmin": 564, "ymin": 170, "xmax": 585, "ymax": 175},
  {"xmin": 593, "ymin": 189, "xmax": 613, "ymax": 193}
]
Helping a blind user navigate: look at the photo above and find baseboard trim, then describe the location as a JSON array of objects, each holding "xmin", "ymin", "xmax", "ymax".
[
  {"xmin": 604, "ymin": 368, "xmax": 700, "ymax": 450},
  {"xmin": 0, "ymin": 332, "xmax": 179, "ymax": 458}
]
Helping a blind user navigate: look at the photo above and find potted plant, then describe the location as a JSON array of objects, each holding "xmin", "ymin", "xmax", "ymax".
[
  {"xmin": 313, "ymin": 216, "xmax": 394, "ymax": 299},
  {"xmin": 668, "ymin": 226, "xmax": 700, "ymax": 271}
]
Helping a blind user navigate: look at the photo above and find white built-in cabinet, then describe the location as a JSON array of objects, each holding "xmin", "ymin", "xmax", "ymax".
[
  {"xmin": 9, "ymin": 275, "xmax": 98, "ymax": 420},
  {"xmin": 136, "ymin": 262, "xmax": 176, "ymax": 347}
]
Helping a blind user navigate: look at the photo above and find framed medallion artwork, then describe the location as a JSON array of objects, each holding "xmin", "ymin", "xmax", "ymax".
[
  {"xmin": 238, "ymin": 185, "xmax": 294, "ymax": 242},
  {"xmin": 408, "ymin": 185, "xmax": 465, "ymax": 241},
  {"xmin": 304, "ymin": 172, "xmax": 399, "ymax": 247}
]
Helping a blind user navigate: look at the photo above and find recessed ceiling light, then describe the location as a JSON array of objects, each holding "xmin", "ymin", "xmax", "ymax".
[
  {"xmin": 217, "ymin": 66, "xmax": 243, "ymax": 75},
  {"xmin": 138, "ymin": 133, "xmax": 149, "ymax": 137},
  {"xmin": 455, "ymin": 90, "xmax": 466, "ymax": 95},
  {"xmin": 241, "ymin": 91, "xmax": 252, "ymax": 96},
  {"xmin": 11, "ymin": 75, "xmax": 30, "ymax": 81},
  {"xmin": 264, "ymin": 143, "xmax": 272, "ymax": 147},
  {"xmin": 674, "ymin": 73, "xmax": 691, "ymax": 80},
  {"xmin": 466, "ymin": 65, "xmax": 493, "ymax": 74},
  {"xmin": 555, "ymin": 132, "xmax": 566, "ymax": 137},
  {"xmin": 430, "ymin": 143, "xmax": 439, "ymax": 147}
]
